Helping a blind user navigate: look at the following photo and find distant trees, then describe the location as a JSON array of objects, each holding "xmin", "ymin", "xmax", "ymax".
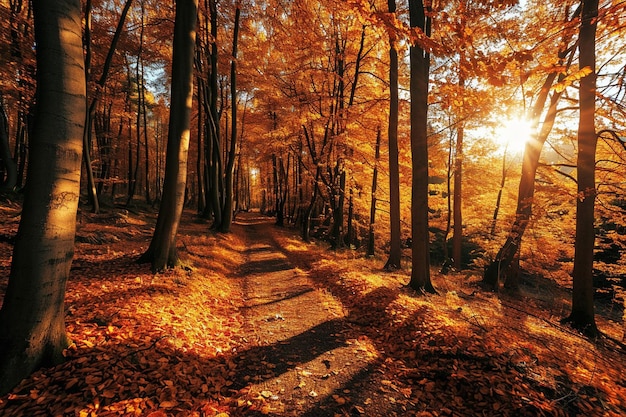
[{"xmin": 0, "ymin": 0, "xmax": 86, "ymax": 394}]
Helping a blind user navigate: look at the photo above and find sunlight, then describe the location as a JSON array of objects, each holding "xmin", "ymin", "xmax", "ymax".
[
  {"xmin": 244, "ymin": 340, "xmax": 378, "ymax": 415},
  {"xmin": 493, "ymin": 116, "xmax": 534, "ymax": 154}
]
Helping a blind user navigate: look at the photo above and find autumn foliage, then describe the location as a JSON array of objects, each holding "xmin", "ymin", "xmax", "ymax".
[{"xmin": 1, "ymin": 0, "xmax": 626, "ymax": 415}]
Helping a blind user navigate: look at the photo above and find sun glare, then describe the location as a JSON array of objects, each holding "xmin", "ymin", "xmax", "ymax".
[{"xmin": 494, "ymin": 117, "xmax": 534, "ymax": 154}]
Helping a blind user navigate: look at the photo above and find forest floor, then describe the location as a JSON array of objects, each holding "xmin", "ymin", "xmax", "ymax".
[{"xmin": 0, "ymin": 203, "xmax": 625, "ymax": 417}]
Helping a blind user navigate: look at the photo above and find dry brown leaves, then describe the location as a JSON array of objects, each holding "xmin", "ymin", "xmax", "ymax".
[{"xmin": 0, "ymin": 207, "xmax": 625, "ymax": 416}]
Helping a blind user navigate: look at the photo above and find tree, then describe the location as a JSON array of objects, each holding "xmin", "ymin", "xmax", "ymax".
[
  {"xmin": 0, "ymin": 99, "xmax": 17, "ymax": 190},
  {"xmin": 139, "ymin": 0, "xmax": 198, "ymax": 271},
  {"xmin": 408, "ymin": 0, "xmax": 435, "ymax": 293},
  {"xmin": 220, "ymin": 4, "xmax": 241, "ymax": 233},
  {"xmin": 562, "ymin": 0, "xmax": 599, "ymax": 337},
  {"xmin": 482, "ymin": 4, "xmax": 580, "ymax": 290},
  {"xmin": 0, "ymin": 0, "xmax": 86, "ymax": 394},
  {"xmin": 367, "ymin": 126, "xmax": 382, "ymax": 257},
  {"xmin": 384, "ymin": 0, "xmax": 402, "ymax": 270}
]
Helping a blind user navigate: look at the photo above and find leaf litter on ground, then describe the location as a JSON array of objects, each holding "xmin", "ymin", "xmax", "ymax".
[{"xmin": 0, "ymin": 207, "xmax": 624, "ymax": 416}]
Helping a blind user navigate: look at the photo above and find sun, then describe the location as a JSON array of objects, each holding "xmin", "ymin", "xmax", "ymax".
[{"xmin": 493, "ymin": 117, "xmax": 534, "ymax": 154}]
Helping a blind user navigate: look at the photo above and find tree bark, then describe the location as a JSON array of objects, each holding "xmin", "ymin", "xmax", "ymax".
[
  {"xmin": 220, "ymin": 5, "xmax": 241, "ymax": 232},
  {"xmin": 0, "ymin": 0, "xmax": 85, "ymax": 394},
  {"xmin": 452, "ymin": 123, "xmax": 463, "ymax": 269},
  {"xmin": 139, "ymin": 0, "xmax": 198, "ymax": 272},
  {"xmin": 408, "ymin": 0, "xmax": 435, "ymax": 293},
  {"xmin": 563, "ymin": 0, "xmax": 599, "ymax": 337},
  {"xmin": 385, "ymin": 0, "xmax": 402, "ymax": 270},
  {"xmin": 367, "ymin": 127, "xmax": 382, "ymax": 257},
  {"xmin": 0, "ymin": 100, "xmax": 18, "ymax": 190}
]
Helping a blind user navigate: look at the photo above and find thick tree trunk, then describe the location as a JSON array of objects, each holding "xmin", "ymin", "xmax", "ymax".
[
  {"xmin": 563, "ymin": 0, "xmax": 598, "ymax": 337},
  {"xmin": 0, "ymin": 0, "xmax": 86, "ymax": 395},
  {"xmin": 139, "ymin": 0, "xmax": 198, "ymax": 272},
  {"xmin": 385, "ymin": 0, "xmax": 402, "ymax": 269},
  {"xmin": 408, "ymin": 0, "xmax": 435, "ymax": 293}
]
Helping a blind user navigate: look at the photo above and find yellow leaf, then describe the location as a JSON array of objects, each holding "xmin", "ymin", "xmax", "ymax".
[{"xmin": 552, "ymin": 66, "xmax": 593, "ymax": 93}]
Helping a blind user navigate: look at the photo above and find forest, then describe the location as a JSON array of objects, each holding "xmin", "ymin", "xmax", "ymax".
[{"xmin": 0, "ymin": 0, "xmax": 625, "ymax": 415}]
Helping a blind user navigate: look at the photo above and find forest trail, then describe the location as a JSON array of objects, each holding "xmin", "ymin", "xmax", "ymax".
[{"xmin": 230, "ymin": 213, "xmax": 380, "ymax": 416}]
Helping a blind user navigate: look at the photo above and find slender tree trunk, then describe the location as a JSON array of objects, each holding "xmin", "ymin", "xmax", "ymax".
[
  {"xmin": 0, "ymin": 0, "xmax": 85, "ymax": 394},
  {"xmin": 330, "ymin": 162, "xmax": 346, "ymax": 249},
  {"xmin": 303, "ymin": 167, "xmax": 321, "ymax": 242},
  {"xmin": 563, "ymin": 0, "xmax": 599, "ymax": 337},
  {"xmin": 83, "ymin": 0, "xmax": 133, "ymax": 213},
  {"xmin": 14, "ymin": 116, "xmax": 29, "ymax": 188},
  {"xmin": 139, "ymin": 0, "xmax": 198, "ymax": 271},
  {"xmin": 207, "ymin": 0, "xmax": 223, "ymax": 227},
  {"xmin": 490, "ymin": 149, "xmax": 508, "ymax": 236},
  {"xmin": 442, "ymin": 127, "xmax": 453, "ymax": 271},
  {"xmin": 196, "ymin": 73, "xmax": 206, "ymax": 213},
  {"xmin": 82, "ymin": 0, "xmax": 99, "ymax": 213},
  {"xmin": 0, "ymin": 100, "xmax": 17, "ymax": 190},
  {"xmin": 142, "ymin": 67, "xmax": 151, "ymax": 204},
  {"xmin": 385, "ymin": 0, "xmax": 402, "ymax": 269},
  {"xmin": 452, "ymin": 123, "xmax": 464, "ymax": 269},
  {"xmin": 220, "ymin": 5, "xmax": 240, "ymax": 232},
  {"xmin": 482, "ymin": 6, "xmax": 579, "ymax": 288},
  {"xmin": 346, "ymin": 187, "xmax": 354, "ymax": 247},
  {"xmin": 367, "ymin": 127, "xmax": 382, "ymax": 257},
  {"xmin": 408, "ymin": 0, "xmax": 435, "ymax": 293}
]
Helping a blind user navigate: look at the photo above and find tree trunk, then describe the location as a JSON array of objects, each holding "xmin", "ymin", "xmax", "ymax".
[
  {"xmin": 0, "ymin": 0, "xmax": 85, "ymax": 394},
  {"xmin": 207, "ymin": 0, "xmax": 223, "ymax": 227},
  {"xmin": 408, "ymin": 0, "xmax": 435, "ymax": 293},
  {"xmin": 482, "ymin": 7, "xmax": 578, "ymax": 288},
  {"xmin": 139, "ymin": 0, "xmax": 198, "ymax": 272},
  {"xmin": 490, "ymin": 149, "xmax": 508, "ymax": 236},
  {"xmin": 563, "ymin": 0, "xmax": 599, "ymax": 337},
  {"xmin": 346, "ymin": 188, "xmax": 354, "ymax": 247},
  {"xmin": 0, "ymin": 100, "xmax": 18, "ymax": 190},
  {"xmin": 330, "ymin": 162, "xmax": 346, "ymax": 249},
  {"xmin": 452, "ymin": 122, "xmax": 464, "ymax": 270},
  {"xmin": 303, "ymin": 166, "xmax": 321, "ymax": 243},
  {"xmin": 196, "ymin": 72, "xmax": 206, "ymax": 213},
  {"xmin": 367, "ymin": 127, "xmax": 381, "ymax": 257},
  {"xmin": 83, "ymin": 0, "xmax": 133, "ymax": 213},
  {"xmin": 442, "ymin": 127, "xmax": 453, "ymax": 271},
  {"xmin": 220, "ymin": 5, "xmax": 241, "ymax": 233},
  {"xmin": 385, "ymin": 0, "xmax": 402, "ymax": 269}
]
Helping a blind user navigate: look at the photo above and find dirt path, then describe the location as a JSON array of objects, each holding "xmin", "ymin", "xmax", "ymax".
[{"xmin": 231, "ymin": 213, "xmax": 378, "ymax": 416}]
